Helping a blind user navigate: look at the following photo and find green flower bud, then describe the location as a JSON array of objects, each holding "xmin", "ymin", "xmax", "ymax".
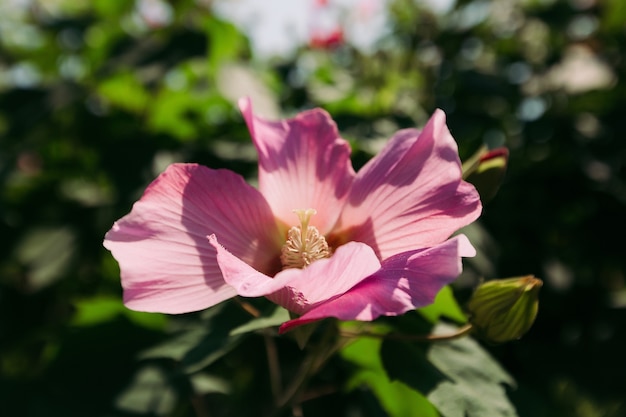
[
  {"xmin": 462, "ymin": 146, "xmax": 509, "ymax": 203},
  {"xmin": 467, "ymin": 275, "xmax": 542, "ymax": 343}
]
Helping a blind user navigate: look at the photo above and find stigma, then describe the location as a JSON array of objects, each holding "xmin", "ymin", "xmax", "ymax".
[{"xmin": 281, "ymin": 209, "xmax": 331, "ymax": 269}]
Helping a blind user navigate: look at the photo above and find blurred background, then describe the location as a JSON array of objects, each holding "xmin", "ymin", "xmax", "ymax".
[{"xmin": 1, "ymin": 0, "xmax": 625, "ymax": 416}]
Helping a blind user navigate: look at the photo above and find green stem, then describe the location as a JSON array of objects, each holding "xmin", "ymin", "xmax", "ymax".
[
  {"xmin": 273, "ymin": 323, "xmax": 340, "ymax": 414},
  {"xmin": 263, "ymin": 330, "xmax": 282, "ymax": 406},
  {"xmin": 234, "ymin": 296, "xmax": 261, "ymax": 317}
]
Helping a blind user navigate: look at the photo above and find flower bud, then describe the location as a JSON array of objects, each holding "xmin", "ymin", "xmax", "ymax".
[
  {"xmin": 462, "ymin": 147, "xmax": 509, "ymax": 203},
  {"xmin": 467, "ymin": 275, "xmax": 542, "ymax": 343}
]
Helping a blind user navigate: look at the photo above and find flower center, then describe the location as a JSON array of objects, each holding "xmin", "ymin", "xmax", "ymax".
[{"xmin": 280, "ymin": 208, "xmax": 330, "ymax": 269}]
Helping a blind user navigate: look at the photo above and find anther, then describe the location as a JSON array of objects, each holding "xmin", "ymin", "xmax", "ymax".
[{"xmin": 280, "ymin": 209, "xmax": 331, "ymax": 269}]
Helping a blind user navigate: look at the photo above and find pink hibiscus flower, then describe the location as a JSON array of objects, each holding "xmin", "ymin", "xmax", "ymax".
[{"xmin": 103, "ymin": 98, "xmax": 481, "ymax": 333}]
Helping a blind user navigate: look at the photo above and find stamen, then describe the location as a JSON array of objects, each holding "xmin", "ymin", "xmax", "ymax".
[{"xmin": 281, "ymin": 209, "xmax": 331, "ymax": 269}]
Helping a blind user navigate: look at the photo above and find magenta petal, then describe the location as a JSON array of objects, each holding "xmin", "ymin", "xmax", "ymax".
[
  {"xmin": 334, "ymin": 110, "xmax": 482, "ymax": 260},
  {"xmin": 279, "ymin": 235, "xmax": 475, "ymax": 333},
  {"xmin": 212, "ymin": 234, "xmax": 381, "ymax": 315},
  {"xmin": 103, "ymin": 164, "xmax": 281, "ymax": 314},
  {"xmin": 239, "ymin": 97, "xmax": 355, "ymax": 234}
]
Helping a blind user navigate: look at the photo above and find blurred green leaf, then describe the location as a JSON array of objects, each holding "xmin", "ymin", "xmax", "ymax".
[
  {"xmin": 602, "ymin": 0, "xmax": 626, "ymax": 31},
  {"xmin": 71, "ymin": 296, "xmax": 124, "ymax": 326},
  {"xmin": 418, "ymin": 285, "xmax": 468, "ymax": 324},
  {"xmin": 59, "ymin": 177, "xmax": 114, "ymax": 206},
  {"xmin": 147, "ymin": 89, "xmax": 212, "ymax": 140},
  {"xmin": 206, "ymin": 18, "xmax": 248, "ymax": 74},
  {"xmin": 139, "ymin": 327, "xmax": 244, "ymax": 374},
  {"xmin": 114, "ymin": 365, "xmax": 177, "ymax": 416},
  {"xmin": 71, "ymin": 296, "xmax": 167, "ymax": 330},
  {"xmin": 139, "ymin": 328, "xmax": 207, "ymax": 362},
  {"xmin": 92, "ymin": 0, "xmax": 131, "ymax": 18},
  {"xmin": 138, "ymin": 302, "xmax": 262, "ymax": 373},
  {"xmin": 190, "ymin": 372, "xmax": 230, "ymax": 395},
  {"xmin": 14, "ymin": 227, "xmax": 76, "ymax": 291},
  {"xmin": 98, "ymin": 71, "xmax": 151, "ymax": 113},
  {"xmin": 127, "ymin": 310, "xmax": 168, "ymax": 331}
]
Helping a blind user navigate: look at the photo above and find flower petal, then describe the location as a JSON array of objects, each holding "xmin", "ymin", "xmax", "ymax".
[
  {"xmin": 239, "ymin": 97, "xmax": 355, "ymax": 234},
  {"xmin": 103, "ymin": 163, "xmax": 282, "ymax": 314},
  {"xmin": 209, "ymin": 234, "xmax": 286, "ymax": 297},
  {"xmin": 211, "ymin": 235, "xmax": 381, "ymax": 315},
  {"xmin": 269, "ymin": 242, "xmax": 382, "ymax": 314},
  {"xmin": 332, "ymin": 110, "xmax": 482, "ymax": 260},
  {"xmin": 279, "ymin": 235, "xmax": 475, "ymax": 333}
]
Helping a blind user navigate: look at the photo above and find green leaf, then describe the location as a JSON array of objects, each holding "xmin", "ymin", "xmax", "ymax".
[
  {"xmin": 92, "ymin": 0, "xmax": 131, "ymax": 18},
  {"xmin": 146, "ymin": 89, "xmax": 211, "ymax": 140},
  {"xmin": 14, "ymin": 227, "xmax": 76, "ymax": 291},
  {"xmin": 603, "ymin": 0, "xmax": 626, "ymax": 31},
  {"xmin": 114, "ymin": 365, "xmax": 177, "ymax": 416},
  {"xmin": 380, "ymin": 339, "xmax": 448, "ymax": 395},
  {"xmin": 139, "ymin": 328, "xmax": 208, "ymax": 362},
  {"xmin": 138, "ymin": 301, "xmax": 275, "ymax": 373},
  {"xmin": 71, "ymin": 296, "xmax": 166, "ymax": 330},
  {"xmin": 71, "ymin": 296, "xmax": 123, "ymax": 326},
  {"xmin": 341, "ymin": 337, "xmax": 439, "ymax": 417},
  {"xmin": 383, "ymin": 324, "xmax": 517, "ymax": 417},
  {"xmin": 229, "ymin": 305, "xmax": 290, "ymax": 335},
  {"xmin": 418, "ymin": 285, "xmax": 468, "ymax": 324},
  {"xmin": 126, "ymin": 309, "xmax": 168, "ymax": 331},
  {"xmin": 142, "ymin": 328, "xmax": 244, "ymax": 374},
  {"xmin": 98, "ymin": 72, "xmax": 150, "ymax": 113},
  {"xmin": 190, "ymin": 373, "xmax": 231, "ymax": 395},
  {"xmin": 206, "ymin": 18, "xmax": 248, "ymax": 74}
]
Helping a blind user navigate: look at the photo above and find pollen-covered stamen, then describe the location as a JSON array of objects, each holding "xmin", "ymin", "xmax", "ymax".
[{"xmin": 281, "ymin": 209, "xmax": 331, "ymax": 269}]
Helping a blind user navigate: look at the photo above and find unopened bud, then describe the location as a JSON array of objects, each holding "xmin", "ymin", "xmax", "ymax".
[
  {"xmin": 463, "ymin": 147, "xmax": 509, "ymax": 203},
  {"xmin": 467, "ymin": 275, "xmax": 542, "ymax": 343}
]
